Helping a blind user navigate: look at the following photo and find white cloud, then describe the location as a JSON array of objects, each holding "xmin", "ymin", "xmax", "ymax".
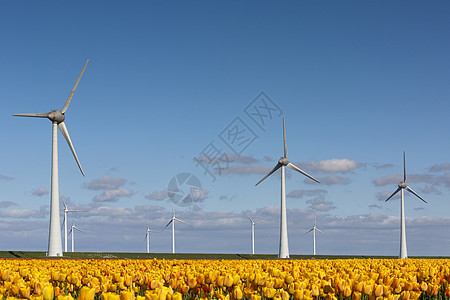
[
  {"xmin": 373, "ymin": 174, "xmax": 435, "ymax": 187},
  {"xmin": 145, "ymin": 190, "xmax": 168, "ymax": 201},
  {"xmin": 304, "ymin": 175, "xmax": 350, "ymax": 186},
  {"xmin": 32, "ymin": 187, "xmax": 49, "ymax": 197},
  {"xmin": 0, "ymin": 175, "xmax": 14, "ymax": 181},
  {"xmin": 0, "ymin": 205, "xmax": 449, "ymax": 256},
  {"xmin": 86, "ymin": 176, "xmax": 134, "ymax": 203},
  {"xmin": 305, "ymin": 197, "xmax": 336, "ymax": 212},
  {"xmin": 93, "ymin": 188, "xmax": 134, "ymax": 203},
  {"xmin": 299, "ymin": 159, "xmax": 364, "ymax": 174},
  {"xmin": 86, "ymin": 176, "xmax": 126, "ymax": 190},
  {"xmin": 216, "ymin": 165, "xmax": 272, "ymax": 175},
  {"xmin": 373, "ymin": 163, "xmax": 394, "ymax": 170},
  {"xmin": 0, "ymin": 205, "xmax": 48, "ymax": 219},
  {"xmin": 287, "ymin": 189, "xmax": 327, "ymax": 198},
  {"xmin": 0, "ymin": 201, "xmax": 18, "ymax": 208},
  {"xmin": 429, "ymin": 164, "xmax": 450, "ymax": 172}
]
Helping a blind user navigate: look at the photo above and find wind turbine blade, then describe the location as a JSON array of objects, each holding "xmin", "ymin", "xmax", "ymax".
[
  {"xmin": 61, "ymin": 60, "xmax": 88, "ymax": 114},
  {"xmin": 405, "ymin": 186, "xmax": 427, "ymax": 203},
  {"xmin": 144, "ymin": 231, "xmax": 148, "ymax": 239},
  {"xmin": 385, "ymin": 187, "xmax": 402, "ymax": 202},
  {"xmin": 287, "ymin": 163, "xmax": 320, "ymax": 183},
  {"xmin": 403, "ymin": 151, "xmax": 406, "ymax": 182},
  {"xmin": 13, "ymin": 112, "xmax": 50, "ymax": 118},
  {"xmin": 283, "ymin": 117, "xmax": 287, "ymax": 157},
  {"xmin": 316, "ymin": 228, "xmax": 326, "ymax": 235},
  {"xmin": 67, "ymin": 210, "xmax": 89, "ymax": 213},
  {"xmin": 162, "ymin": 219, "xmax": 173, "ymax": 231},
  {"xmin": 68, "ymin": 228, "xmax": 72, "ymax": 236},
  {"xmin": 305, "ymin": 228, "xmax": 314, "ymax": 234},
  {"xmin": 255, "ymin": 163, "xmax": 282, "ymax": 186},
  {"xmin": 254, "ymin": 220, "xmax": 264, "ymax": 224},
  {"xmin": 73, "ymin": 226, "xmax": 84, "ymax": 233},
  {"xmin": 61, "ymin": 197, "xmax": 68, "ymax": 210},
  {"xmin": 245, "ymin": 213, "xmax": 253, "ymax": 222},
  {"xmin": 61, "ymin": 215, "xmax": 65, "ymax": 231},
  {"xmin": 174, "ymin": 217, "xmax": 190, "ymax": 226},
  {"xmin": 57, "ymin": 122, "xmax": 85, "ymax": 176},
  {"xmin": 149, "ymin": 230, "xmax": 160, "ymax": 233}
]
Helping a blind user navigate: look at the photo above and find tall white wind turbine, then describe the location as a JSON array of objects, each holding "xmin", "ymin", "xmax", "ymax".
[
  {"xmin": 245, "ymin": 213, "xmax": 264, "ymax": 255},
  {"xmin": 162, "ymin": 203, "xmax": 189, "ymax": 253},
  {"xmin": 61, "ymin": 198, "xmax": 88, "ymax": 253},
  {"xmin": 145, "ymin": 225, "xmax": 159, "ymax": 253},
  {"xmin": 305, "ymin": 217, "xmax": 325, "ymax": 256},
  {"xmin": 255, "ymin": 117, "xmax": 320, "ymax": 258},
  {"xmin": 385, "ymin": 152, "xmax": 427, "ymax": 259},
  {"xmin": 68, "ymin": 222, "xmax": 84, "ymax": 253},
  {"xmin": 14, "ymin": 60, "xmax": 88, "ymax": 257}
]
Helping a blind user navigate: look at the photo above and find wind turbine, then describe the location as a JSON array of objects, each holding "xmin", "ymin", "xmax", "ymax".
[
  {"xmin": 385, "ymin": 152, "xmax": 427, "ymax": 259},
  {"xmin": 14, "ymin": 60, "xmax": 88, "ymax": 257},
  {"xmin": 305, "ymin": 217, "xmax": 325, "ymax": 256},
  {"xmin": 162, "ymin": 203, "xmax": 189, "ymax": 253},
  {"xmin": 255, "ymin": 117, "xmax": 320, "ymax": 258},
  {"xmin": 61, "ymin": 198, "xmax": 88, "ymax": 253},
  {"xmin": 145, "ymin": 225, "xmax": 159, "ymax": 253},
  {"xmin": 245, "ymin": 213, "xmax": 264, "ymax": 255},
  {"xmin": 68, "ymin": 222, "xmax": 84, "ymax": 253}
]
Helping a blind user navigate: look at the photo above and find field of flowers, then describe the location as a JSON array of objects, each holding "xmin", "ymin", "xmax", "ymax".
[{"xmin": 0, "ymin": 259, "xmax": 449, "ymax": 300}]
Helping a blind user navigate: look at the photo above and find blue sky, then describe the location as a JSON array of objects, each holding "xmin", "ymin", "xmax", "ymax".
[{"xmin": 1, "ymin": 1, "xmax": 450, "ymax": 256}]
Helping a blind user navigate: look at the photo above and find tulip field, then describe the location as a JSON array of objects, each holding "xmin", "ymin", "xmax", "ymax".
[{"xmin": 1, "ymin": 258, "xmax": 450, "ymax": 300}]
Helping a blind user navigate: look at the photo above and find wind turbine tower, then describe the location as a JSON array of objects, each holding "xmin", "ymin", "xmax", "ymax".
[
  {"xmin": 245, "ymin": 213, "xmax": 263, "ymax": 255},
  {"xmin": 256, "ymin": 117, "xmax": 320, "ymax": 258},
  {"xmin": 305, "ymin": 217, "xmax": 325, "ymax": 256},
  {"xmin": 163, "ymin": 203, "xmax": 189, "ymax": 253},
  {"xmin": 14, "ymin": 60, "xmax": 88, "ymax": 257},
  {"xmin": 61, "ymin": 198, "xmax": 87, "ymax": 253},
  {"xmin": 68, "ymin": 222, "xmax": 84, "ymax": 253},
  {"xmin": 145, "ymin": 225, "xmax": 159, "ymax": 253},
  {"xmin": 385, "ymin": 152, "xmax": 427, "ymax": 259}
]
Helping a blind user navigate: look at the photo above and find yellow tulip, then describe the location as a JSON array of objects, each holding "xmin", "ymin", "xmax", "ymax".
[
  {"xmin": 363, "ymin": 284, "xmax": 373, "ymax": 295},
  {"xmin": 224, "ymin": 274, "xmax": 234, "ymax": 288},
  {"xmin": 42, "ymin": 285, "xmax": 54, "ymax": 300},
  {"xmin": 401, "ymin": 291, "xmax": 410, "ymax": 300},
  {"xmin": 233, "ymin": 287, "xmax": 243, "ymax": 300},
  {"xmin": 79, "ymin": 286, "xmax": 96, "ymax": 300},
  {"xmin": 19, "ymin": 286, "xmax": 31, "ymax": 299},
  {"xmin": 120, "ymin": 290, "xmax": 135, "ymax": 300},
  {"xmin": 343, "ymin": 286, "xmax": 352, "ymax": 298},
  {"xmin": 293, "ymin": 289, "xmax": 303, "ymax": 300},
  {"xmin": 352, "ymin": 292, "xmax": 361, "ymax": 300},
  {"xmin": 374, "ymin": 284, "xmax": 383, "ymax": 297},
  {"xmin": 1, "ymin": 269, "xmax": 10, "ymax": 281},
  {"xmin": 311, "ymin": 284, "xmax": 320, "ymax": 297}
]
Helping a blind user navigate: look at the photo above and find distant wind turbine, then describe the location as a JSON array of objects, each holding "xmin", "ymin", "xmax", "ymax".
[
  {"xmin": 305, "ymin": 217, "xmax": 325, "ymax": 256},
  {"xmin": 68, "ymin": 222, "xmax": 84, "ymax": 253},
  {"xmin": 14, "ymin": 60, "xmax": 88, "ymax": 257},
  {"xmin": 385, "ymin": 152, "xmax": 427, "ymax": 259},
  {"xmin": 145, "ymin": 225, "xmax": 159, "ymax": 253},
  {"xmin": 245, "ymin": 213, "xmax": 263, "ymax": 255},
  {"xmin": 61, "ymin": 198, "xmax": 88, "ymax": 253},
  {"xmin": 255, "ymin": 117, "xmax": 320, "ymax": 258},
  {"xmin": 162, "ymin": 203, "xmax": 190, "ymax": 253}
]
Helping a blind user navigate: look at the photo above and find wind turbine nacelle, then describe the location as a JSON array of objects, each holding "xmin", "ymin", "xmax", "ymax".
[
  {"xmin": 48, "ymin": 111, "xmax": 65, "ymax": 123},
  {"xmin": 278, "ymin": 157, "xmax": 289, "ymax": 166},
  {"xmin": 398, "ymin": 182, "xmax": 407, "ymax": 188}
]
